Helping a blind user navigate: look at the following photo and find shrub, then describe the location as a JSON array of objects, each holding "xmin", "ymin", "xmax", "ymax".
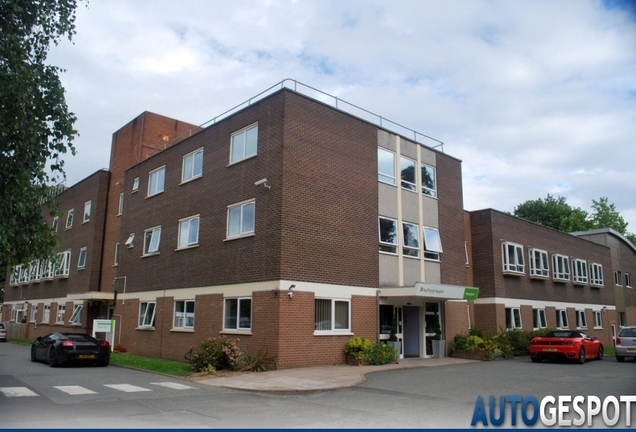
[
  {"xmin": 189, "ymin": 336, "xmax": 243, "ymax": 372},
  {"xmin": 344, "ymin": 336, "xmax": 397, "ymax": 366},
  {"xmin": 237, "ymin": 342, "xmax": 277, "ymax": 372},
  {"xmin": 113, "ymin": 344, "xmax": 127, "ymax": 353}
]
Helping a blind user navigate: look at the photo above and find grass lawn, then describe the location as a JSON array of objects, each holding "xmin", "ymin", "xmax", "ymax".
[
  {"xmin": 603, "ymin": 346, "xmax": 615, "ymax": 356},
  {"xmin": 110, "ymin": 352, "xmax": 193, "ymax": 377}
]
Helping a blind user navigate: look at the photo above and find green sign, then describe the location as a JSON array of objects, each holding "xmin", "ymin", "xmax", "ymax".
[{"xmin": 463, "ymin": 287, "xmax": 479, "ymax": 300}]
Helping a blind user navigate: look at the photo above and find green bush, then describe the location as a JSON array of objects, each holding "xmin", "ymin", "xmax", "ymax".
[
  {"xmin": 189, "ymin": 336, "xmax": 243, "ymax": 372},
  {"xmin": 453, "ymin": 328, "xmax": 557, "ymax": 359},
  {"xmin": 344, "ymin": 336, "xmax": 397, "ymax": 365},
  {"xmin": 237, "ymin": 342, "xmax": 277, "ymax": 372}
]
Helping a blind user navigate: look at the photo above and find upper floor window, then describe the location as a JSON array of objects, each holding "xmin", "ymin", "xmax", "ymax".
[
  {"xmin": 575, "ymin": 310, "xmax": 587, "ymax": 329},
  {"xmin": 174, "ymin": 300, "xmax": 195, "ymax": 329},
  {"xmin": 589, "ymin": 263, "xmax": 604, "ymax": 287},
  {"xmin": 148, "ymin": 166, "xmax": 165, "ymax": 197},
  {"xmin": 65, "ymin": 209, "xmax": 74, "ymax": 229},
  {"xmin": 402, "ymin": 222, "xmax": 420, "ymax": 258},
  {"xmin": 572, "ymin": 259, "xmax": 588, "ymax": 284},
  {"xmin": 423, "ymin": 227, "xmax": 443, "ymax": 261},
  {"xmin": 505, "ymin": 307, "xmax": 522, "ymax": 330},
  {"xmin": 614, "ymin": 270, "xmax": 622, "ymax": 286},
  {"xmin": 224, "ymin": 297, "xmax": 251, "ymax": 330},
  {"xmin": 377, "ymin": 147, "xmax": 396, "ymax": 185},
  {"xmin": 125, "ymin": 233, "xmax": 135, "ymax": 248},
  {"xmin": 114, "ymin": 242, "xmax": 119, "ymax": 266},
  {"xmin": 118, "ymin": 193, "xmax": 124, "ymax": 215},
  {"xmin": 182, "ymin": 148, "xmax": 203, "ymax": 183},
  {"xmin": 230, "ymin": 124, "xmax": 258, "ymax": 164},
  {"xmin": 533, "ymin": 309, "xmax": 547, "ymax": 330},
  {"xmin": 54, "ymin": 250, "xmax": 71, "ymax": 278},
  {"xmin": 502, "ymin": 242, "xmax": 524, "ymax": 275},
  {"xmin": 132, "ymin": 177, "xmax": 140, "ymax": 192},
  {"xmin": 52, "ymin": 216, "xmax": 59, "ymax": 232},
  {"xmin": 143, "ymin": 226, "xmax": 161, "ymax": 255},
  {"xmin": 421, "ymin": 163, "xmax": 437, "ymax": 198},
  {"xmin": 138, "ymin": 301, "xmax": 156, "ymax": 327},
  {"xmin": 69, "ymin": 304, "xmax": 83, "ymax": 325},
  {"xmin": 77, "ymin": 247, "xmax": 87, "ymax": 269},
  {"xmin": 400, "ymin": 156, "xmax": 416, "ymax": 191},
  {"xmin": 626, "ymin": 273, "xmax": 633, "ymax": 288},
  {"xmin": 227, "ymin": 201, "xmax": 255, "ymax": 238},
  {"xmin": 178, "ymin": 216, "xmax": 200, "ymax": 249},
  {"xmin": 552, "ymin": 254, "xmax": 570, "ymax": 281},
  {"xmin": 315, "ymin": 298, "xmax": 350, "ymax": 332},
  {"xmin": 40, "ymin": 259, "xmax": 54, "ymax": 280},
  {"xmin": 529, "ymin": 248, "xmax": 549, "ymax": 278},
  {"xmin": 379, "ymin": 217, "xmax": 398, "ymax": 254},
  {"xmin": 83, "ymin": 201, "xmax": 91, "ymax": 222},
  {"xmin": 556, "ymin": 309, "xmax": 569, "ymax": 329}
]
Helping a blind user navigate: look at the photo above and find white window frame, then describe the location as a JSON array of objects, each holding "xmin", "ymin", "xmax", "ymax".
[
  {"xmin": 572, "ymin": 258, "xmax": 588, "ymax": 284},
  {"xmin": 30, "ymin": 305, "xmax": 38, "ymax": 323},
  {"xmin": 505, "ymin": 307, "xmax": 522, "ymax": 330},
  {"xmin": 178, "ymin": 215, "xmax": 200, "ymax": 249},
  {"xmin": 556, "ymin": 309, "xmax": 569, "ymax": 329},
  {"xmin": 40, "ymin": 259, "xmax": 54, "ymax": 280},
  {"xmin": 314, "ymin": 298, "xmax": 351, "ymax": 333},
  {"xmin": 589, "ymin": 263, "xmax": 604, "ymax": 287},
  {"xmin": 43, "ymin": 305, "xmax": 51, "ymax": 323},
  {"xmin": 147, "ymin": 166, "xmax": 166, "ymax": 197},
  {"xmin": 173, "ymin": 300, "xmax": 195, "ymax": 329},
  {"xmin": 54, "ymin": 250, "xmax": 71, "ymax": 278},
  {"xmin": 626, "ymin": 273, "xmax": 633, "ymax": 289},
  {"xmin": 402, "ymin": 222, "xmax": 420, "ymax": 258},
  {"xmin": 423, "ymin": 226, "xmax": 443, "ymax": 261},
  {"xmin": 114, "ymin": 242, "xmax": 119, "ymax": 266},
  {"xmin": 29, "ymin": 261, "xmax": 40, "ymax": 283},
  {"xmin": 52, "ymin": 216, "xmax": 59, "ymax": 232},
  {"xmin": 139, "ymin": 302, "xmax": 156, "ymax": 327},
  {"xmin": 614, "ymin": 270, "xmax": 622, "ymax": 286},
  {"xmin": 421, "ymin": 163, "xmax": 437, "ymax": 198},
  {"xmin": 56, "ymin": 304, "xmax": 66, "ymax": 323},
  {"xmin": 400, "ymin": 156, "xmax": 417, "ymax": 191},
  {"xmin": 230, "ymin": 124, "xmax": 258, "ymax": 164},
  {"xmin": 529, "ymin": 248, "xmax": 549, "ymax": 278},
  {"xmin": 223, "ymin": 297, "xmax": 252, "ymax": 331},
  {"xmin": 125, "ymin": 233, "xmax": 135, "ymax": 248},
  {"xmin": 227, "ymin": 200, "xmax": 255, "ymax": 239},
  {"xmin": 9, "ymin": 265, "xmax": 20, "ymax": 285},
  {"xmin": 593, "ymin": 311, "xmax": 602, "ymax": 329},
  {"xmin": 118, "ymin": 192, "xmax": 124, "ymax": 215},
  {"xmin": 69, "ymin": 304, "xmax": 83, "ymax": 325},
  {"xmin": 552, "ymin": 254, "xmax": 571, "ymax": 281},
  {"xmin": 132, "ymin": 177, "xmax": 140, "ymax": 191},
  {"xmin": 533, "ymin": 308, "xmax": 547, "ymax": 330},
  {"xmin": 502, "ymin": 241, "xmax": 524, "ymax": 275},
  {"xmin": 83, "ymin": 200, "xmax": 91, "ymax": 223},
  {"xmin": 65, "ymin": 209, "xmax": 74, "ymax": 229},
  {"xmin": 576, "ymin": 310, "xmax": 587, "ymax": 329},
  {"xmin": 377, "ymin": 147, "xmax": 396, "ymax": 185},
  {"xmin": 143, "ymin": 226, "xmax": 161, "ymax": 255},
  {"xmin": 182, "ymin": 148, "xmax": 203, "ymax": 183},
  {"xmin": 378, "ymin": 217, "xmax": 398, "ymax": 255},
  {"xmin": 77, "ymin": 247, "xmax": 87, "ymax": 269}
]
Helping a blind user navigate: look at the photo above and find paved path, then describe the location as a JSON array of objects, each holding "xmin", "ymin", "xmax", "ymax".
[{"xmin": 196, "ymin": 357, "xmax": 477, "ymax": 392}]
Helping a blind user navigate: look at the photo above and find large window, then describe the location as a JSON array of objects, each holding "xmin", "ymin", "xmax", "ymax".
[
  {"xmin": 56, "ymin": 304, "xmax": 66, "ymax": 323},
  {"xmin": 65, "ymin": 209, "xmax": 74, "ymax": 229},
  {"xmin": 148, "ymin": 166, "xmax": 166, "ymax": 197},
  {"xmin": 77, "ymin": 247, "xmax": 87, "ymax": 269},
  {"xmin": 174, "ymin": 300, "xmax": 195, "ymax": 329},
  {"xmin": 576, "ymin": 310, "xmax": 587, "ymax": 329},
  {"xmin": 400, "ymin": 156, "xmax": 416, "ymax": 191},
  {"xmin": 421, "ymin": 163, "xmax": 437, "ymax": 197},
  {"xmin": 143, "ymin": 226, "xmax": 161, "ymax": 255},
  {"xmin": 139, "ymin": 301, "xmax": 156, "ymax": 327},
  {"xmin": 83, "ymin": 201, "xmax": 91, "ymax": 222},
  {"xmin": 533, "ymin": 309, "xmax": 547, "ymax": 330},
  {"xmin": 502, "ymin": 242, "xmax": 524, "ymax": 274},
  {"xmin": 227, "ymin": 201, "xmax": 255, "ymax": 238},
  {"xmin": 40, "ymin": 259, "xmax": 54, "ymax": 280},
  {"xmin": 589, "ymin": 263, "xmax": 604, "ymax": 287},
  {"xmin": 69, "ymin": 304, "xmax": 83, "ymax": 325},
  {"xmin": 43, "ymin": 305, "xmax": 51, "ymax": 323},
  {"xmin": 182, "ymin": 148, "xmax": 203, "ymax": 182},
  {"xmin": 315, "ymin": 299, "xmax": 350, "ymax": 332},
  {"xmin": 230, "ymin": 124, "xmax": 258, "ymax": 164},
  {"xmin": 224, "ymin": 298, "xmax": 251, "ymax": 330},
  {"xmin": 529, "ymin": 248, "xmax": 549, "ymax": 278},
  {"xmin": 593, "ymin": 311, "xmax": 602, "ymax": 329},
  {"xmin": 377, "ymin": 147, "xmax": 396, "ymax": 185},
  {"xmin": 379, "ymin": 217, "xmax": 398, "ymax": 254},
  {"xmin": 552, "ymin": 254, "xmax": 570, "ymax": 281},
  {"xmin": 556, "ymin": 309, "xmax": 569, "ymax": 329},
  {"xmin": 178, "ymin": 216, "xmax": 200, "ymax": 249},
  {"xmin": 505, "ymin": 307, "xmax": 522, "ymax": 330},
  {"xmin": 402, "ymin": 222, "xmax": 420, "ymax": 258},
  {"xmin": 572, "ymin": 259, "xmax": 588, "ymax": 284},
  {"xmin": 54, "ymin": 250, "xmax": 71, "ymax": 278},
  {"xmin": 423, "ymin": 227, "xmax": 443, "ymax": 260}
]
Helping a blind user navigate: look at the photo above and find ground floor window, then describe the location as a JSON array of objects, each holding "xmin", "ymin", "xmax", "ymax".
[
  {"xmin": 315, "ymin": 299, "xmax": 350, "ymax": 332},
  {"xmin": 174, "ymin": 300, "xmax": 195, "ymax": 329},
  {"xmin": 575, "ymin": 310, "xmax": 587, "ymax": 329},
  {"xmin": 69, "ymin": 304, "xmax": 83, "ymax": 324},
  {"xmin": 505, "ymin": 307, "xmax": 522, "ymax": 330},
  {"xmin": 30, "ymin": 305, "xmax": 38, "ymax": 322},
  {"xmin": 56, "ymin": 305, "xmax": 66, "ymax": 323},
  {"xmin": 43, "ymin": 305, "xmax": 50, "ymax": 323},
  {"xmin": 533, "ymin": 308, "xmax": 547, "ymax": 329},
  {"xmin": 139, "ymin": 301, "xmax": 156, "ymax": 327},
  {"xmin": 593, "ymin": 310, "xmax": 602, "ymax": 329},
  {"xmin": 556, "ymin": 309, "xmax": 569, "ymax": 329},
  {"xmin": 224, "ymin": 297, "xmax": 251, "ymax": 330}
]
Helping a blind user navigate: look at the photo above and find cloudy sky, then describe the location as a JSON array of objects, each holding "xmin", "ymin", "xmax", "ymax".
[{"xmin": 48, "ymin": 0, "xmax": 636, "ymax": 230}]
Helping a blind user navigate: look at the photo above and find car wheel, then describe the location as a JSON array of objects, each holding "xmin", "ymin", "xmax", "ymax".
[
  {"xmin": 596, "ymin": 345, "xmax": 603, "ymax": 360},
  {"xmin": 531, "ymin": 356, "xmax": 542, "ymax": 363},
  {"xmin": 48, "ymin": 348, "xmax": 58, "ymax": 368},
  {"xmin": 577, "ymin": 347, "xmax": 585, "ymax": 364},
  {"xmin": 30, "ymin": 346, "xmax": 37, "ymax": 362},
  {"xmin": 616, "ymin": 355, "xmax": 625, "ymax": 362}
]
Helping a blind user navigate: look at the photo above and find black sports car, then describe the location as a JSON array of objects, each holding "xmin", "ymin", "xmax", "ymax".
[{"xmin": 31, "ymin": 332, "xmax": 110, "ymax": 367}]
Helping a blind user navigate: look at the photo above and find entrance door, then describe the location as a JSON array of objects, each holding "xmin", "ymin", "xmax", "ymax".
[
  {"xmin": 424, "ymin": 302, "xmax": 441, "ymax": 358},
  {"xmin": 403, "ymin": 306, "xmax": 420, "ymax": 357}
]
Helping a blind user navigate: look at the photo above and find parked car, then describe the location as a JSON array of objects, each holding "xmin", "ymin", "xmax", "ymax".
[
  {"xmin": 615, "ymin": 326, "xmax": 636, "ymax": 362},
  {"xmin": 0, "ymin": 323, "xmax": 6, "ymax": 342},
  {"xmin": 529, "ymin": 330, "xmax": 603, "ymax": 364},
  {"xmin": 31, "ymin": 332, "xmax": 110, "ymax": 367}
]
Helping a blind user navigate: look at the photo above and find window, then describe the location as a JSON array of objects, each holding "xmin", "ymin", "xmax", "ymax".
[
  {"xmin": 552, "ymin": 254, "xmax": 570, "ymax": 281},
  {"xmin": 423, "ymin": 227, "xmax": 443, "ymax": 260},
  {"xmin": 40, "ymin": 259, "xmax": 54, "ymax": 280},
  {"xmin": 224, "ymin": 298, "xmax": 251, "ymax": 330},
  {"xmin": 502, "ymin": 242, "xmax": 524, "ymax": 274},
  {"xmin": 556, "ymin": 309, "xmax": 569, "ymax": 329},
  {"xmin": 43, "ymin": 305, "xmax": 51, "ymax": 323},
  {"xmin": 379, "ymin": 217, "xmax": 398, "ymax": 254},
  {"xmin": 69, "ymin": 304, "xmax": 83, "ymax": 325},
  {"xmin": 132, "ymin": 177, "xmax": 140, "ymax": 191},
  {"xmin": 182, "ymin": 148, "xmax": 203, "ymax": 182},
  {"xmin": 421, "ymin": 163, "xmax": 437, "ymax": 197},
  {"xmin": 65, "ymin": 209, "xmax": 74, "ymax": 229},
  {"xmin": 52, "ymin": 216, "xmax": 59, "ymax": 232},
  {"xmin": 589, "ymin": 263, "xmax": 604, "ymax": 286},
  {"xmin": 148, "ymin": 166, "xmax": 165, "ymax": 197},
  {"xmin": 626, "ymin": 273, "xmax": 633, "ymax": 288},
  {"xmin": 593, "ymin": 311, "xmax": 602, "ymax": 329},
  {"xmin": 178, "ymin": 216, "xmax": 200, "ymax": 249},
  {"xmin": 230, "ymin": 124, "xmax": 258, "ymax": 164},
  {"xmin": 77, "ymin": 247, "xmax": 87, "ymax": 269},
  {"xmin": 505, "ymin": 307, "xmax": 522, "ymax": 330},
  {"xmin": 377, "ymin": 147, "xmax": 396, "ymax": 185},
  {"xmin": 143, "ymin": 226, "xmax": 161, "ymax": 255},
  {"xmin": 56, "ymin": 304, "xmax": 66, "ymax": 323},
  {"xmin": 125, "ymin": 233, "xmax": 135, "ymax": 248},
  {"xmin": 118, "ymin": 193, "xmax": 124, "ymax": 215},
  {"xmin": 30, "ymin": 305, "xmax": 37, "ymax": 322},
  {"xmin": 402, "ymin": 222, "xmax": 420, "ymax": 258},
  {"xmin": 529, "ymin": 248, "xmax": 549, "ymax": 278},
  {"xmin": 139, "ymin": 301, "xmax": 156, "ymax": 327},
  {"xmin": 614, "ymin": 270, "xmax": 622, "ymax": 286},
  {"xmin": 465, "ymin": 242, "xmax": 470, "ymax": 266},
  {"xmin": 54, "ymin": 250, "xmax": 71, "ymax": 278},
  {"xmin": 29, "ymin": 261, "xmax": 40, "ymax": 282},
  {"xmin": 83, "ymin": 201, "xmax": 91, "ymax": 222},
  {"xmin": 315, "ymin": 298, "xmax": 350, "ymax": 332},
  {"xmin": 576, "ymin": 310, "xmax": 587, "ymax": 329},
  {"xmin": 533, "ymin": 309, "xmax": 547, "ymax": 330},
  {"xmin": 572, "ymin": 259, "xmax": 588, "ymax": 284},
  {"xmin": 227, "ymin": 201, "xmax": 255, "ymax": 238},
  {"xmin": 174, "ymin": 300, "xmax": 195, "ymax": 329},
  {"xmin": 400, "ymin": 156, "xmax": 416, "ymax": 191},
  {"xmin": 114, "ymin": 242, "xmax": 119, "ymax": 266}
]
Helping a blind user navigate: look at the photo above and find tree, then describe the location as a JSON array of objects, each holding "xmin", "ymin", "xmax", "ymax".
[
  {"xmin": 588, "ymin": 197, "xmax": 628, "ymax": 234},
  {"xmin": 0, "ymin": 0, "xmax": 79, "ymax": 269},
  {"xmin": 513, "ymin": 194, "xmax": 591, "ymax": 232}
]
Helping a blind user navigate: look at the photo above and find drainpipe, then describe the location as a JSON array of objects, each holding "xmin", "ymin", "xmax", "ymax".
[{"xmin": 376, "ymin": 290, "xmax": 380, "ymax": 343}]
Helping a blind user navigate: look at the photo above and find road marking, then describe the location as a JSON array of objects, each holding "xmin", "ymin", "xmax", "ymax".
[
  {"xmin": 104, "ymin": 384, "xmax": 152, "ymax": 393},
  {"xmin": 150, "ymin": 382, "xmax": 196, "ymax": 390},
  {"xmin": 54, "ymin": 385, "xmax": 98, "ymax": 395},
  {"xmin": 0, "ymin": 387, "xmax": 39, "ymax": 397}
]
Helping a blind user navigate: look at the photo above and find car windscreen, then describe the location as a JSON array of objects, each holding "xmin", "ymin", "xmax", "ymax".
[
  {"xmin": 619, "ymin": 328, "xmax": 636, "ymax": 337},
  {"xmin": 547, "ymin": 331, "xmax": 577, "ymax": 338}
]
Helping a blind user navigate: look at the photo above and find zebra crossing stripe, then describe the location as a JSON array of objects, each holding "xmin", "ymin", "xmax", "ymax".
[
  {"xmin": 54, "ymin": 385, "xmax": 98, "ymax": 395},
  {"xmin": 104, "ymin": 384, "xmax": 152, "ymax": 393},
  {"xmin": 150, "ymin": 382, "xmax": 196, "ymax": 390},
  {"xmin": 0, "ymin": 387, "xmax": 39, "ymax": 397}
]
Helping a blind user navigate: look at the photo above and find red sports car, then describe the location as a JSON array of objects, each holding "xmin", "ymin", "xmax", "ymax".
[{"xmin": 529, "ymin": 330, "xmax": 603, "ymax": 364}]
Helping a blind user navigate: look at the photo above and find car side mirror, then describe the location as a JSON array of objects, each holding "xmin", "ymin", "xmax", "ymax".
[{"xmin": 36, "ymin": 337, "xmax": 42, "ymax": 342}]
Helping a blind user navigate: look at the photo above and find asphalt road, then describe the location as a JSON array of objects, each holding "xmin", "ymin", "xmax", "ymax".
[{"xmin": 0, "ymin": 342, "xmax": 634, "ymax": 428}]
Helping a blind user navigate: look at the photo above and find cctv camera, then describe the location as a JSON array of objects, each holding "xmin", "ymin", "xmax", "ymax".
[
  {"xmin": 288, "ymin": 292, "xmax": 294, "ymax": 299},
  {"xmin": 254, "ymin": 178, "xmax": 268, "ymax": 186}
]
